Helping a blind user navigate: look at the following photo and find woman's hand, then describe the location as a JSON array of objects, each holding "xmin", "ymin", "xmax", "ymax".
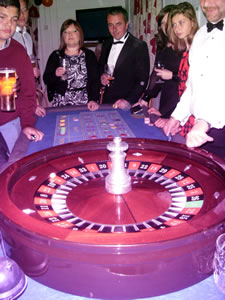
[
  {"xmin": 55, "ymin": 67, "xmax": 66, "ymax": 78},
  {"xmin": 155, "ymin": 68, "xmax": 173, "ymax": 80},
  {"xmin": 148, "ymin": 107, "xmax": 161, "ymax": 116},
  {"xmin": 154, "ymin": 118, "xmax": 169, "ymax": 128},
  {"xmin": 138, "ymin": 99, "xmax": 148, "ymax": 107}
]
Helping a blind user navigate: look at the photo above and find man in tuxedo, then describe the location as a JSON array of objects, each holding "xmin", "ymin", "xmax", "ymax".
[
  {"xmin": 164, "ymin": 0, "xmax": 225, "ymax": 159},
  {"xmin": 90, "ymin": 6, "xmax": 150, "ymax": 110}
]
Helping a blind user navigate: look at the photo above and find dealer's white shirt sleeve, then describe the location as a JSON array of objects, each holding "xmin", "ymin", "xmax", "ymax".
[{"xmin": 172, "ymin": 20, "xmax": 225, "ymax": 129}]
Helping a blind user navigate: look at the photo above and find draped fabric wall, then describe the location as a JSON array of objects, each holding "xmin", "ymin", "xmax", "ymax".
[
  {"xmin": 133, "ymin": 0, "xmax": 162, "ymax": 72},
  {"xmin": 29, "ymin": 17, "xmax": 43, "ymax": 89},
  {"xmin": 28, "ymin": 18, "xmax": 38, "ymax": 59},
  {"xmin": 28, "ymin": 6, "xmax": 42, "ymax": 88}
]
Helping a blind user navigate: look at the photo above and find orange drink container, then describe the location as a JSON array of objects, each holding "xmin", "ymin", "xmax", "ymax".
[{"xmin": 0, "ymin": 68, "xmax": 17, "ymax": 111}]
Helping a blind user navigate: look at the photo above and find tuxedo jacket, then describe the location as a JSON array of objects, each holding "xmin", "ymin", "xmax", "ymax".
[{"xmin": 99, "ymin": 33, "xmax": 150, "ymax": 104}]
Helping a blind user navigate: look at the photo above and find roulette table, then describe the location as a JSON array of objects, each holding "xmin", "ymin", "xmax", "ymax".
[
  {"xmin": 0, "ymin": 107, "xmax": 225, "ymax": 300},
  {"xmin": 26, "ymin": 105, "xmax": 167, "ymax": 155},
  {"xmin": 0, "ymin": 105, "xmax": 167, "ymax": 173}
]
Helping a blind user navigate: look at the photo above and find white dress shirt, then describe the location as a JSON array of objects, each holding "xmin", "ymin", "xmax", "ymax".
[
  {"xmin": 13, "ymin": 26, "xmax": 33, "ymax": 58},
  {"xmin": 107, "ymin": 32, "xmax": 129, "ymax": 71},
  {"xmin": 172, "ymin": 19, "xmax": 225, "ymax": 129}
]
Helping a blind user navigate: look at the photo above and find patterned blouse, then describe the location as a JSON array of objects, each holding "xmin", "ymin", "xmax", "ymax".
[
  {"xmin": 52, "ymin": 51, "xmax": 88, "ymax": 107},
  {"xmin": 178, "ymin": 51, "xmax": 189, "ymax": 97},
  {"xmin": 178, "ymin": 50, "xmax": 195, "ymax": 137}
]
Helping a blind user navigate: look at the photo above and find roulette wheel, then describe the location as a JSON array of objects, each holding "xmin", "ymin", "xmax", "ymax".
[{"xmin": 0, "ymin": 138, "xmax": 224, "ymax": 299}]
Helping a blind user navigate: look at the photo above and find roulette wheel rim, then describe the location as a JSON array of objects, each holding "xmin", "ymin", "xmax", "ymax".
[{"xmin": 0, "ymin": 138, "xmax": 224, "ymax": 299}]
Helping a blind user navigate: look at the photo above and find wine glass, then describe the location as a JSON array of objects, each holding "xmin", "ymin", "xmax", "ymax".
[
  {"xmin": 154, "ymin": 60, "xmax": 165, "ymax": 83},
  {"xmin": 213, "ymin": 233, "xmax": 225, "ymax": 293},
  {"xmin": 155, "ymin": 61, "xmax": 165, "ymax": 69},
  {"xmin": 104, "ymin": 64, "xmax": 114, "ymax": 86}
]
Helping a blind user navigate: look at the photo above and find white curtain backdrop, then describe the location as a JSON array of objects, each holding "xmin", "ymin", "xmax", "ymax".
[{"xmin": 133, "ymin": 0, "xmax": 162, "ymax": 72}]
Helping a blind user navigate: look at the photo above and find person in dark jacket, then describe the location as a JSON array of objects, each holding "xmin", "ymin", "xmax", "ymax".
[
  {"xmin": 43, "ymin": 19, "xmax": 100, "ymax": 110},
  {"xmin": 90, "ymin": 6, "xmax": 150, "ymax": 110}
]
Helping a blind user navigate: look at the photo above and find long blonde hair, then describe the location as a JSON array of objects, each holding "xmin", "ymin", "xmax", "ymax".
[{"xmin": 167, "ymin": 2, "xmax": 199, "ymax": 53}]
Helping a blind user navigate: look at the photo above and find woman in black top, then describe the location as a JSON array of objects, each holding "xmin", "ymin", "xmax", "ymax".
[
  {"xmin": 43, "ymin": 19, "xmax": 100, "ymax": 110},
  {"xmin": 141, "ymin": 5, "xmax": 182, "ymax": 127}
]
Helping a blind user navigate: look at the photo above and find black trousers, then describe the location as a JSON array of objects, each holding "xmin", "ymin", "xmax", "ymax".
[
  {"xmin": 171, "ymin": 126, "xmax": 225, "ymax": 160},
  {"xmin": 200, "ymin": 125, "xmax": 225, "ymax": 159},
  {"xmin": 0, "ymin": 132, "xmax": 9, "ymax": 164}
]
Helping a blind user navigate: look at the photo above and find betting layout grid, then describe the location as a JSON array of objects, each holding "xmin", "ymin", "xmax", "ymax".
[{"xmin": 54, "ymin": 110, "xmax": 135, "ymax": 145}]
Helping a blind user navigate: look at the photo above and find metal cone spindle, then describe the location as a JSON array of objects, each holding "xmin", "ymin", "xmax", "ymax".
[{"xmin": 105, "ymin": 137, "xmax": 131, "ymax": 195}]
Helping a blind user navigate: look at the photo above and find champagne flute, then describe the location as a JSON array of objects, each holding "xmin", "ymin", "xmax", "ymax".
[
  {"xmin": 61, "ymin": 58, "xmax": 68, "ymax": 81},
  {"xmin": 104, "ymin": 64, "xmax": 114, "ymax": 86}
]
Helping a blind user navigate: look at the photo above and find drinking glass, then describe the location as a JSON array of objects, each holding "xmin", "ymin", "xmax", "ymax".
[
  {"xmin": 0, "ymin": 68, "xmax": 17, "ymax": 111},
  {"xmin": 155, "ymin": 61, "xmax": 165, "ymax": 70},
  {"xmin": 29, "ymin": 54, "xmax": 36, "ymax": 68},
  {"xmin": 104, "ymin": 64, "xmax": 114, "ymax": 86},
  {"xmin": 61, "ymin": 58, "xmax": 68, "ymax": 81},
  {"xmin": 154, "ymin": 60, "xmax": 165, "ymax": 83},
  {"xmin": 213, "ymin": 233, "xmax": 225, "ymax": 293}
]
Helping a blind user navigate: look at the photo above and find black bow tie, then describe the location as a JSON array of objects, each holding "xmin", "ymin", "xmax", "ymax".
[
  {"xmin": 207, "ymin": 19, "xmax": 224, "ymax": 32},
  {"xmin": 113, "ymin": 41, "xmax": 124, "ymax": 45}
]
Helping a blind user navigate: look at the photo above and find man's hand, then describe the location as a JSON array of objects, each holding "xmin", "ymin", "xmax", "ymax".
[
  {"xmin": 113, "ymin": 99, "xmax": 131, "ymax": 110},
  {"xmin": 88, "ymin": 101, "xmax": 99, "ymax": 111},
  {"xmin": 23, "ymin": 127, "xmax": 44, "ymax": 142},
  {"xmin": 35, "ymin": 105, "xmax": 46, "ymax": 117},
  {"xmin": 33, "ymin": 67, "xmax": 40, "ymax": 79},
  {"xmin": 186, "ymin": 119, "xmax": 213, "ymax": 148},
  {"xmin": 163, "ymin": 117, "xmax": 180, "ymax": 136},
  {"xmin": 13, "ymin": 74, "xmax": 20, "ymax": 94},
  {"xmin": 100, "ymin": 73, "xmax": 115, "ymax": 86}
]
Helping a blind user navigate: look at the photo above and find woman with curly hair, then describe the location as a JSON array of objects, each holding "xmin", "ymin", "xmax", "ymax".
[{"xmin": 141, "ymin": 5, "xmax": 182, "ymax": 127}]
